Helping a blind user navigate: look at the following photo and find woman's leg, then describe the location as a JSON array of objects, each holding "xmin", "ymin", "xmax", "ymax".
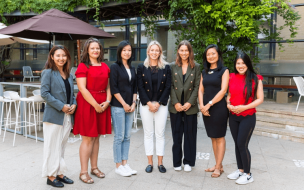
[
  {"xmin": 154, "ymin": 105, "xmax": 168, "ymax": 166},
  {"xmin": 140, "ymin": 104, "xmax": 155, "ymax": 165},
  {"xmin": 42, "ymin": 122, "xmax": 63, "ymax": 181},
  {"xmin": 170, "ymin": 112, "xmax": 184, "ymax": 167},
  {"xmin": 214, "ymin": 137, "xmax": 226, "ymax": 170},
  {"xmin": 79, "ymin": 136, "xmax": 96, "ymax": 173},
  {"xmin": 111, "ymin": 107, "xmax": 125, "ymax": 167},
  {"xmin": 183, "ymin": 114, "xmax": 197, "ymax": 167},
  {"xmin": 236, "ymin": 114, "xmax": 256, "ymax": 174},
  {"xmin": 90, "ymin": 136, "xmax": 100, "ymax": 169},
  {"xmin": 121, "ymin": 111, "xmax": 134, "ymax": 165},
  {"xmin": 229, "ymin": 114, "xmax": 243, "ymax": 172},
  {"xmin": 58, "ymin": 114, "xmax": 72, "ymax": 178}
]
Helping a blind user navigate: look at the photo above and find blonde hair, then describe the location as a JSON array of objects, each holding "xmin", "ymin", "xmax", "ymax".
[{"xmin": 144, "ymin": 40, "xmax": 168, "ymax": 69}]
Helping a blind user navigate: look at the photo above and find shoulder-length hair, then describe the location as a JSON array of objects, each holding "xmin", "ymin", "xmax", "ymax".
[
  {"xmin": 234, "ymin": 52, "xmax": 258, "ymax": 104},
  {"xmin": 203, "ymin": 44, "xmax": 224, "ymax": 73},
  {"xmin": 46, "ymin": 45, "xmax": 71, "ymax": 78},
  {"xmin": 175, "ymin": 40, "xmax": 195, "ymax": 68},
  {"xmin": 80, "ymin": 37, "xmax": 104, "ymax": 68},
  {"xmin": 144, "ymin": 40, "xmax": 167, "ymax": 69},
  {"xmin": 116, "ymin": 40, "xmax": 133, "ymax": 67}
]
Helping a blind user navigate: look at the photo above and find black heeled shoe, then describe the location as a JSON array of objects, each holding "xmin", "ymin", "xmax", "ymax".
[
  {"xmin": 56, "ymin": 176, "xmax": 74, "ymax": 184},
  {"xmin": 158, "ymin": 165, "xmax": 166, "ymax": 173},
  {"xmin": 47, "ymin": 178, "xmax": 64, "ymax": 188},
  {"xmin": 145, "ymin": 165, "xmax": 153, "ymax": 173}
]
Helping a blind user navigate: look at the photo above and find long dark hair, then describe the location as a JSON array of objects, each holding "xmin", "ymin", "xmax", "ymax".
[
  {"xmin": 234, "ymin": 52, "xmax": 258, "ymax": 104},
  {"xmin": 175, "ymin": 40, "xmax": 195, "ymax": 68},
  {"xmin": 80, "ymin": 37, "xmax": 104, "ymax": 68},
  {"xmin": 46, "ymin": 45, "xmax": 71, "ymax": 78},
  {"xmin": 116, "ymin": 40, "xmax": 133, "ymax": 67},
  {"xmin": 203, "ymin": 44, "xmax": 223, "ymax": 73}
]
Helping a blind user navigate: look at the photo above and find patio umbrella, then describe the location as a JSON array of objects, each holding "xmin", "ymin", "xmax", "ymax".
[
  {"xmin": 0, "ymin": 23, "xmax": 49, "ymax": 45},
  {"xmin": 0, "ymin": 9, "xmax": 114, "ymax": 41}
]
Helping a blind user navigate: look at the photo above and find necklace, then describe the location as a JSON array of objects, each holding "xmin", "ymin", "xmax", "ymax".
[{"xmin": 208, "ymin": 70, "xmax": 214, "ymax": 74}]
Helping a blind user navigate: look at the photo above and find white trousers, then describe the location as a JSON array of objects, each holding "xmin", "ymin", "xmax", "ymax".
[
  {"xmin": 42, "ymin": 114, "xmax": 72, "ymax": 177},
  {"xmin": 140, "ymin": 103, "xmax": 168, "ymax": 156}
]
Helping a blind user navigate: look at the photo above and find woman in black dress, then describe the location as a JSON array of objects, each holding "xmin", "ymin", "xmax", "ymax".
[{"xmin": 198, "ymin": 44, "xmax": 229, "ymax": 178}]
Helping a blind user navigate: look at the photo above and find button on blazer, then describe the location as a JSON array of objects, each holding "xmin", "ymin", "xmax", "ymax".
[
  {"xmin": 137, "ymin": 63, "xmax": 171, "ymax": 105},
  {"xmin": 168, "ymin": 63, "xmax": 201, "ymax": 115},
  {"xmin": 41, "ymin": 69, "xmax": 77, "ymax": 125},
  {"xmin": 110, "ymin": 62, "xmax": 137, "ymax": 107}
]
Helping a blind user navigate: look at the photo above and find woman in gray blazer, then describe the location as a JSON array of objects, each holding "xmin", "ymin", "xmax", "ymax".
[{"xmin": 41, "ymin": 45, "xmax": 77, "ymax": 188}]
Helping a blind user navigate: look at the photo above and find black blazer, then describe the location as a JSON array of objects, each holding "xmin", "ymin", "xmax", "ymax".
[
  {"xmin": 110, "ymin": 62, "xmax": 137, "ymax": 107},
  {"xmin": 137, "ymin": 63, "xmax": 171, "ymax": 105}
]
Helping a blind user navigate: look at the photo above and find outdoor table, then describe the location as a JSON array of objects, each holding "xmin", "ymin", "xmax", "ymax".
[{"xmin": 0, "ymin": 82, "xmax": 78, "ymax": 142}]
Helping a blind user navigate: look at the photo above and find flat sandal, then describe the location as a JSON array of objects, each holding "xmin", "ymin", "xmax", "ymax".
[
  {"xmin": 91, "ymin": 168, "xmax": 105, "ymax": 178},
  {"xmin": 79, "ymin": 172, "xmax": 94, "ymax": 184}
]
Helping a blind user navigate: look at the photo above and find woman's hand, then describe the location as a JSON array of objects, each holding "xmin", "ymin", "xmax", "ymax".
[
  {"xmin": 68, "ymin": 104, "xmax": 77, "ymax": 114},
  {"xmin": 147, "ymin": 102, "xmax": 157, "ymax": 113},
  {"xmin": 182, "ymin": 102, "xmax": 191, "ymax": 112},
  {"xmin": 100, "ymin": 101, "xmax": 110, "ymax": 112},
  {"xmin": 94, "ymin": 104, "xmax": 103, "ymax": 113},
  {"xmin": 154, "ymin": 102, "xmax": 160, "ymax": 112},
  {"xmin": 130, "ymin": 102, "xmax": 136, "ymax": 113},
  {"xmin": 123, "ymin": 103, "xmax": 131, "ymax": 113},
  {"xmin": 62, "ymin": 105, "xmax": 70, "ymax": 113},
  {"xmin": 200, "ymin": 104, "xmax": 211, "ymax": 116},
  {"xmin": 174, "ymin": 103, "xmax": 183, "ymax": 112},
  {"xmin": 233, "ymin": 105, "xmax": 247, "ymax": 114}
]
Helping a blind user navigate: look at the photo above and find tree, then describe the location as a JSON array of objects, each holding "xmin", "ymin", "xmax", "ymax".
[{"xmin": 153, "ymin": 0, "xmax": 300, "ymax": 69}]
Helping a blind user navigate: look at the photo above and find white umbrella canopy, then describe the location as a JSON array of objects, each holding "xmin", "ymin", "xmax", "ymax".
[{"xmin": 0, "ymin": 23, "xmax": 49, "ymax": 45}]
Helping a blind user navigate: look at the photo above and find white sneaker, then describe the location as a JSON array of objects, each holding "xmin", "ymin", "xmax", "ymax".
[
  {"xmin": 184, "ymin": 164, "xmax": 192, "ymax": 172},
  {"xmin": 174, "ymin": 166, "xmax": 182, "ymax": 171},
  {"xmin": 123, "ymin": 164, "xmax": 137, "ymax": 175},
  {"xmin": 227, "ymin": 169, "xmax": 243, "ymax": 180},
  {"xmin": 115, "ymin": 165, "xmax": 132, "ymax": 177},
  {"xmin": 235, "ymin": 173, "xmax": 254, "ymax": 185}
]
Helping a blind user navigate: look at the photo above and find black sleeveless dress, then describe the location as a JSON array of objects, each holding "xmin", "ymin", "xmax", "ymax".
[{"xmin": 202, "ymin": 67, "xmax": 229, "ymax": 138}]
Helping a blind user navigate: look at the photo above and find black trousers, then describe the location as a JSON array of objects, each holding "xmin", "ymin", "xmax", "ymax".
[
  {"xmin": 170, "ymin": 112, "xmax": 197, "ymax": 167},
  {"xmin": 229, "ymin": 113, "xmax": 256, "ymax": 173}
]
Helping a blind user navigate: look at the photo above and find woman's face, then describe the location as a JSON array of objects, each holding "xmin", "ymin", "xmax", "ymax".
[
  {"xmin": 148, "ymin": 44, "xmax": 160, "ymax": 61},
  {"xmin": 178, "ymin": 45, "xmax": 190, "ymax": 61},
  {"xmin": 121, "ymin": 45, "xmax": 132, "ymax": 61},
  {"xmin": 51, "ymin": 49, "xmax": 67, "ymax": 68},
  {"xmin": 236, "ymin": 58, "xmax": 248, "ymax": 75},
  {"xmin": 206, "ymin": 48, "xmax": 219, "ymax": 65},
  {"xmin": 88, "ymin": 42, "xmax": 100, "ymax": 60}
]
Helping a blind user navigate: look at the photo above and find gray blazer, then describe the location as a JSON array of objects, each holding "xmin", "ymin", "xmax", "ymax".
[{"xmin": 41, "ymin": 69, "xmax": 77, "ymax": 125}]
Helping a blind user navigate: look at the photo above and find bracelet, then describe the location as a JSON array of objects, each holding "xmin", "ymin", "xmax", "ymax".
[
  {"xmin": 132, "ymin": 100, "xmax": 136, "ymax": 104},
  {"xmin": 106, "ymin": 100, "xmax": 111, "ymax": 103}
]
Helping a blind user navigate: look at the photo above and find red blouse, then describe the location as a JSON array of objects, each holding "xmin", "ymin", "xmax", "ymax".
[{"xmin": 229, "ymin": 73, "xmax": 263, "ymax": 116}]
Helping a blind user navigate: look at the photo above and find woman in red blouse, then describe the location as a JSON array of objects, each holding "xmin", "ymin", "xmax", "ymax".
[{"xmin": 226, "ymin": 52, "xmax": 263, "ymax": 185}]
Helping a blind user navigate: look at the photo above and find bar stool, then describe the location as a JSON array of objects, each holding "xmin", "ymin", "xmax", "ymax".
[
  {"xmin": 31, "ymin": 89, "xmax": 45, "ymax": 131},
  {"xmin": 2, "ymin": 91, "xmax": 37, "ymax": 146},
  {"xmin": 0, "ymin": 95, "xmax": 16, "ymax": 136},
  {"xmin": 132, "ymin": 94, "xmax": 141, "ymax": 131}
]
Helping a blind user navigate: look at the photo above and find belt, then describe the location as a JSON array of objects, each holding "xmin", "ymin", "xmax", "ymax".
[{"xmin": 88, "ymin": 89, "xmax": 106, "ymax": 93}]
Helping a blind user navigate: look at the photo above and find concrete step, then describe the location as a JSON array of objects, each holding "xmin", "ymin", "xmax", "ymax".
[
  {"xmin": 256, "ymin": 115, "xmax": 304, "ymax": 128},
  {"xmin": 257, "ymin": 107, "xmax": 304, "ymax": 120},
  {"xmin": 256, "ymin": 110, "xmax": 304, "ymax": 121},
  {"xmin": 254, "ymin": 125, "xmax": 304, "ymax": 143}
]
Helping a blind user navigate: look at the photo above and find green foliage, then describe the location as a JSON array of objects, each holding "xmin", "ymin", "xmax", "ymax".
[{"xmin": 151, "ymin": 0, "xmax": 299, "ymax": 70}]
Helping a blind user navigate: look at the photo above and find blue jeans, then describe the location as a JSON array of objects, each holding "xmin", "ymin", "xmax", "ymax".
[{"xmin": 111, "ymin": 106, "xmax": 134, "ymax": 163}]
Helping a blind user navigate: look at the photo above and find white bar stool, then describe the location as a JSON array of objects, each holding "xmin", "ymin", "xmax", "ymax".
[
  {"xmin": 31, "ymin": 89, "xmax": 45, "ymax": 131},
  {"xmin": 0, "ymin": 95, "xmax": 16, "ymax": 136},
  {"xmin": 2, "ymin": 91, "xmax": 38, "ymax": 146}
]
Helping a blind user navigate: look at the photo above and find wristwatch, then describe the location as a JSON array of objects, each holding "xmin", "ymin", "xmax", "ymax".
[
  {"xmin": 208, "ymin": 101, "xmax": 213, "ymax": 106},
  {"xmin": 106, "ymin": 100, "xmax": 111, "ymax": 104}
]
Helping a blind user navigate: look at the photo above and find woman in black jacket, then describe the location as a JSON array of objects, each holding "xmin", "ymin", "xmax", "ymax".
[
  {"xmin": 137, "ymin": 41, "xmax": 171, "ymax": 173},
  {"xmin": 110, "ymin": 41, "xmax": 137, "ymax": 177}
]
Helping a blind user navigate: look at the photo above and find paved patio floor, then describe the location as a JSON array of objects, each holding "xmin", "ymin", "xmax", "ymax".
[{"xmin": 1, "ymin": 117, "xmax": 304, "ymax": 190}]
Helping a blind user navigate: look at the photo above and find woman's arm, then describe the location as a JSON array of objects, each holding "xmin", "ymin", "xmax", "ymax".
[
  {"xmin": 41, "ymin": 70, "xmax": 65, "ymax": 112},
  {"xmin": 76, "ymin": 77, "xmax": 103, "ymax": 113},
  {"xmin": 234, "ymin": 80, "xmax": 264, "ymax": 114},
  {"xmin": 100, "ymin": 79, "xmax": 112, "ymax": 112},
  {"xmin": 183, "ymin": 65, "xmax": 201, "ymax": 111},
  {"xmin": 198, "ymin": 74, "xmax": 210, "ymax": 116}
]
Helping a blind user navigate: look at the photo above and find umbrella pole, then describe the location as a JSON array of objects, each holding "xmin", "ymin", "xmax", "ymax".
[{"xmin": 53, "ymin": 35, "xmax": 55, "ymax": 46}]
